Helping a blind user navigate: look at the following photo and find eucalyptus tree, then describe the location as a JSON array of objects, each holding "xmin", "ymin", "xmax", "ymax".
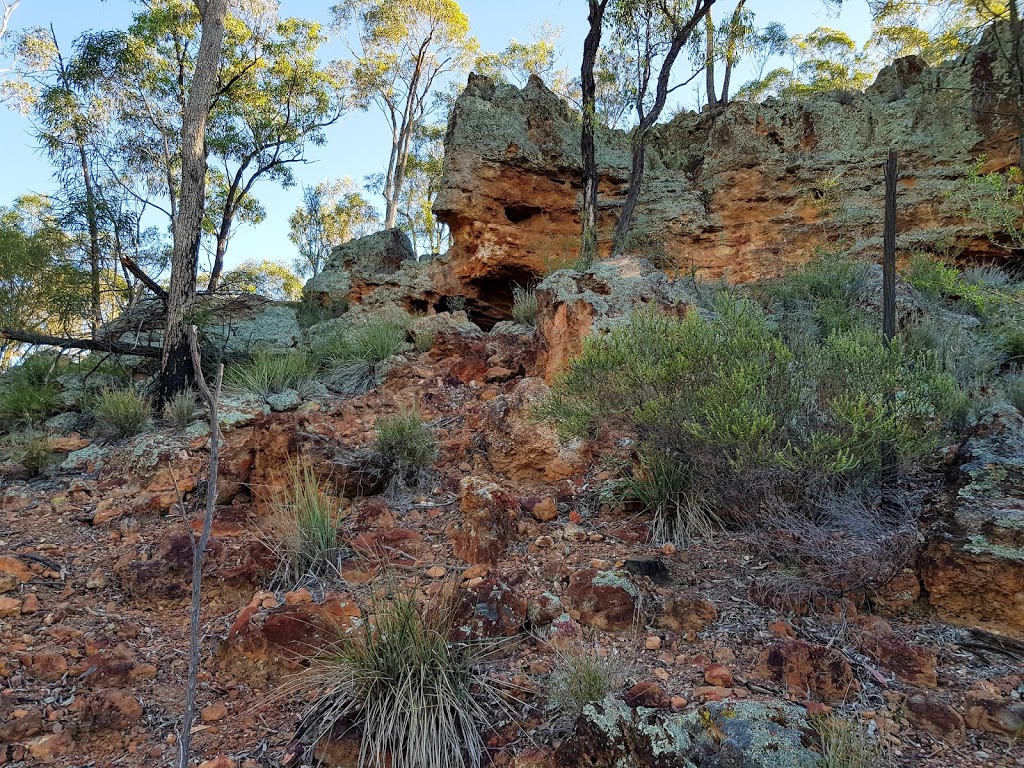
[
  {"xmin": 607, "ymin": 0, "xmax": 716, "ymax": 253},
  {"xmin": 288, "ymin": 178, "xmax": 380, "ymax": 277},
  {"xmin": 331, "ymin": 0, "xmax": 478, "ymax": 229}
]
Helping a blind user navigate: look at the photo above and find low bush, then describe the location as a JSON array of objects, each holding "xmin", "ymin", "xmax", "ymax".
[
  {"xmin": 1003, "ymin": 371, "xmax": 1024, "ymax": 413},
  {"xmin": 372, "ymin": 409, "xmax": 437, "ymax": 492},
  {"xmin": 511, "ymin": 284, "xmax": 538, "ymax": 326},
  {"xmin": 224, "ymin": 350, "xmax": 316, "ymax": 398},
  {"xmin": 0, "ymin": 377, "xmax": 60, "ymax": 432},
  {"xmin": 298, "ymin": 586, "xmax": 503, "ymax": 768},
  {"xmin": 540, "ymin": 301, "xmax": 967, "ymax": 541},
  {"xmin": 164, "ymin": 388, "xmax": 202, "ymax": 430},
  {"xmin": 262, "ymin": 461, "xmax": 347, "ymax": 587},
  {"xmin": 322, "ymin": 320, "xmax": 408, "ymax": 394},
  {"xmin": 548, "ymin": 650, "xmax": 622, "ymax": 717},
  {"xmin": 90, "ymin": 388, "xmax": 152, "ymax": 439},
  {"xmin": 4, "ymin": 431, "xmax": 53, "ymax": 477}
]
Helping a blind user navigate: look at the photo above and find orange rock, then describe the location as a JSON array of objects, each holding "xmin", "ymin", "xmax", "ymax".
[
  {"xmin": 657, "ymin": 596, "xmax": 718, "ymax": 632},
  {"xmin": 50, "ymin": 434, "xmax": 91, "ymax": 452},
  {"xmin": 0, "ymin": 596, "xmax": 22, "ymax": 617},
  {"xmin": 530, "ymin": 497, "xmax": 558, "ymax": 522},
  {"xmin": 752, "ymin": 640, "xmax": 858, "ymax": 704},
  {"xmin": 0, "ymin": 555, "xmax": 32, "ymax": 582},
  {"xmin": 450, "ymin": 477, "xmax": 517, "ymax": 565},
  {"xmin": 703, "ymin": 664, "xmax": 734, "ymax": 687},
  {"xmin": 201, "ymin": 702, "xmax": 229, "ymax": 722}
]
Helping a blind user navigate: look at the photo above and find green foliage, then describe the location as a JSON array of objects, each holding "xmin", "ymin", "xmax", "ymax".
[
  {"xmin": 541, "ymin": 302, "xmax": 967, "ymax": 538},
  {"xmin": 758, "ymin": 250, "xmax": 872, "ymax": 342},
  {"xmin": 4, "ymin": 431, "xmax": 54, "ymax": 477},
  {"xmin": 549, "ymin": 651, "xmax": 621, "ymax": 717},
  {"xmin": 444, "ymin": 296, "xmax": 467, "ymax": 313},
  {"xmin": 224, "ymin": 350, "xmax": 316, "ymax": 398},
  {"xmin": 164, "ymin": 388, "xmax": 202, "ymax": 430},
  {"xmin": 510, "ymin": 283, "xmax": 538, "ymax": 326},
  {"xmin": 812, "ymin": 715, "xmax": 884, "ymax": 768},
  {"xmin": 1002, "ymin": 371, "xmax": 1024, "ymax": 413},
  {"xmin": 905, "ymin": 253, "xmax": 1011, "ymax": 316},
  {"xmin": 263, "ymin": 461, "xmax": 348, "ymax": 587},
  {"xmin": 216, "ymin": 260, "xmax": 304, "ymax": 300},
  {"xmin": 90, "ymin": 387, "xmax": 152, "ymax": 439},
  {"xmin": 949, "ymin": 161, "xmax": 1024, "ymax": 253},
  {"xmin": 299, "ymin": 586, "xmax": 500, "ymax": 768},
  {"xmin": 321, "ymin": 320, "xmax": 408, "ymax": 394},
  {"xmin": 373, "ymin": 408, "xmax": 437, "ymax": 491},
  {"xmin": 0, "ymin": 355, "xmax": 64, "ymax": 431},
  {"xmin": 414, "ymin": 331, "xmax": 436, "ymax": 353},
  {"xmin": 0, "ymin": 196, "xmax": 92, "ymax": 365},
  {"xmin": 289, "ymin": 179, "xmax": 380, "ymax": 278}
]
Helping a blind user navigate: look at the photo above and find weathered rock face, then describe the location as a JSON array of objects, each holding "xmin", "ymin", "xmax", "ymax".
[
  {"xmin": 921, "ymin": 406, "xmax": 1024, "ymax": 636},
  {"xmin": 303, "ymin": 228, "xmax": 460, "ymax": 319},
  {"xmin": 437, "ymin": 33, "xmax": 1021, "ymax": 293}
]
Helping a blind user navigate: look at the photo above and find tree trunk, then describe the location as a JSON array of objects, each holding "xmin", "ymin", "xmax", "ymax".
[
  {"xmin": 612, "ymin": 134, "xmax": 648, "ymax": 254},
  {"xmin": 78, "ymin": 143, "xmax": 103, "ymax": 339},
  {"xmin": 580, "ymin": 0, "xmax": 608, "ymax": 267},
  {"xmin": 206, "ymin": 200, "xmax": 234, "ymax": 292},
  {"xmin": 158, "ymin": 0, "xmax": 228, "ymax": 407},
  {"xmin": 704, "ymin": 9, "xmax": 716, "ymax": 109}
]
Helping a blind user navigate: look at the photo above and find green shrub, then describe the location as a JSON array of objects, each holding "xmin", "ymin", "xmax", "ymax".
[
  {"xmin": 444, "ymin": 296, "xmax": 467, "ymax": 314},
  {"xmin": 91, "ymin": 388, "xmax": 152, "ymax": 439},
  {"xmin": 322, "ymin": 320, "xmax": 408, "ymax": 394},
  {"xmin": 415, "ymin": 331, "xmax": 436, "ymax": 353},
  {"xmin": 540, "ymin": 304, "xmax": 967, "ymax": 539},
  {"xmin": 549, "ymin": 651, "xmax": 622, "ymax": 717},
  {"xmin": 758, "ymin": 250, "xmax": 872, "ymax": 342},
  {"xmin": 373, "ymin": 409, "xmax": 437, "ymax": 491},
  {"xmin": 511, "ymin": 283, "xmax": 538, "ymax": 326},
  {"xmin": 904, "ymin": 254, "xmax": 1009, "ymax": 317},
  {"xmin": 4, "ymin": 431, "xmax": 53, "ymax": 477},
  {"xmin": 224, "ymin": 350, "xmax": 316, "ymax": 398},
  {"xmin": 164, "ymin": 388, "xmax": 202, "ymax": 430},
  {"xmin": 900, "ymin": 319, "xmax": 1003, "ymax": 389},
  {"xmin": 298, "ymin": 587, "xmax": 501, "ymax": 768},
  {"xmin": 0, "ymin": 377, "xmax": 61, "ymax": 432},
  {"xmin": 263, "ymin": 461, "xmax": 347, "ymax": 587},
  {"xmin": 812, "ymin": 715, "xmax": 884, "ymax": 768},
  {"xmin": 963, "ymin": 264, "xmax": 1015, "ymax": 289}
]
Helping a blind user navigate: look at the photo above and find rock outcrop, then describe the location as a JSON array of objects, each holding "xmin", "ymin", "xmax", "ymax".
[{"xmin": 436, "ymin": 32, "xmax": 1021, "ymax": 294}]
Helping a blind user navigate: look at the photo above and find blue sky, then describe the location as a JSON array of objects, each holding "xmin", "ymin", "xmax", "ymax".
[{"xmin": 0, "ymin": 0, "xmax": 873, "ymax": 273}]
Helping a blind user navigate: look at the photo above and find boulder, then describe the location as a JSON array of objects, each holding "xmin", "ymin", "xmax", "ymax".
[
  {"xmin": 565, "ymin": 569, "xmax": 640, "ymax": 631},
  {"xmin": 752, "ymin": 640, "xmax": 858, "ymax": 704},
  {"xmin": 450, "ymin": 477, "xmax": 518, "ymax": 565},
  {"xmin": 555, "ymin": 698, "xmax": 820, "ymax": 768}
]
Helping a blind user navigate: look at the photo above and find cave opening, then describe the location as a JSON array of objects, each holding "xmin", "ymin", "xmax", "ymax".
[
  {"xmin": 504, "ymin": 204, "xmax": 543, "ymax": 224},
  {"xmin": 465, "ymin": 266, "xmax": 541, "ymax": 330}
]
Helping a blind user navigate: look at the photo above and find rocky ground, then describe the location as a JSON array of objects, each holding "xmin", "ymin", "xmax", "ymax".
[{"xmin": 2, "ymin": 315, "xmax": 1024, "ymax": 767}]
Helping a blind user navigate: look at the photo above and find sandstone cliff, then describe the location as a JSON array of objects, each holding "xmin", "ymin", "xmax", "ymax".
[{"xmin": 435, "ymin": 30, "xmax": 1022, "ymax": 293}]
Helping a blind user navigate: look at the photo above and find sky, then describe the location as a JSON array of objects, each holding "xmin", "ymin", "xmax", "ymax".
[{"xmin": 0, "ymin": 0, "xmax": 874, "ymax": 274}]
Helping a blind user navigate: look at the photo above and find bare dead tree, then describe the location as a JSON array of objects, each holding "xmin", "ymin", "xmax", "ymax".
[
  {"xmin": 178, "ymin": 324, "xmax": 223, "ymax": 768},
  {"xmin": 883, "ymin": 149, "xmax": 897, "ymax": 344}
]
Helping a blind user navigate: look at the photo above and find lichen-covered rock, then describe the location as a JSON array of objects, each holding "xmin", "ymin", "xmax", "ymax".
[
  {"xmin": 921, "ymin": 406, "xmax": 1024, "ymax": 635},
  {"xmin": 555, "ymin": 698, "xmax": 820, "ymax": 768},
  {"xmin": 963, "ymin": 689, "xmax": 1024, "ymax": 738},
  {"xmin": 565, "ymin": 569, "xmax": 640, "ymax": 631},
  {"xmin": 484, "ymin": 377, "xmax": 590, "ymax": 481},
  {"xmin": 450, "ymin": 476, "xmax": 518, "ymax": 565},
  {"xmin": 452, "ymin": 575, "xmax": 526, "ymax": 639},
  {"xmin": 656, "ymin": 595, "xmax": 719, "ymax": 633},
  {"xmin": 437, "ymin": 35, "xmax": 1020, "ymax": 306},
  {"xmin": 752, "ymin": 640, "xmax": 858, "ymax": 704},
  {"xmin": 407, "ymin": 310, "xmax": 481, "ymax": 345}
]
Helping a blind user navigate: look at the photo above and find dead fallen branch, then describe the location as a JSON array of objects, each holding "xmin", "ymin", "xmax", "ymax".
[{"xmin": 0, "ymin": 327, "xmax": 162, "ymax": 357}]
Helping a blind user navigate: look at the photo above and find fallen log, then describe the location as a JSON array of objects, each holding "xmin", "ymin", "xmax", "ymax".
[{"xmin": 0, "ymin": 327, "xmax": 162, "ymax": 358}]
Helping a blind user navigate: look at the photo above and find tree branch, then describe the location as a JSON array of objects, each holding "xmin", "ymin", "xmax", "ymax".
[{"xmin": 120, "ymin": 254, "xmax": 168, "ymax": 300}]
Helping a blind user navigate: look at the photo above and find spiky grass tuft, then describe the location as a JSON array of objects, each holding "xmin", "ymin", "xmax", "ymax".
[
  {"xmin": 548, "ymin": 649, "xmax": 623, "ymax": 717},
  {"xmin": 511, "ymin": 283, "xmax": 539, "ymax": 327},
  {"xmin": 323, "ymin": 321, "xmax": 408, "ymax": 394},
  {"xmin": 91, "ymin": 388, "xmax": 153, "ymax": 439},
  {"xmin": 372, "ymin": 408, "xmax": 437, "ymax": 493},
  {"xmin": 262, "ymin": 461, "xmax": 348, "ymax": 588},
  {"xmin": 298, "ymin": 586, "xmax": 505, "ymax": 768},
  {"xmin": 164, "ymin": 388, "xmax": 203, "ymax": 430},
  {"xmin": 812, "ymin": 715, "xmax": 886, "ymax": 768},
  {"xmin": 224, "ymin": 350, "xmax": 316, "ymax": 398}
]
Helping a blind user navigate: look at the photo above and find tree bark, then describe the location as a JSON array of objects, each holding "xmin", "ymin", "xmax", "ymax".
[
  {"xmin": 580, "ymin": 0, "xmax": 608, "ymax": 267},
  {"xmin": 158, "ymin": 0, "xmax": 229, "ymax": 407},
  {"xmin": 612, "ymin": 0, "xmax": 715, "ymax": 254},
  {"xmin": 78, "ymin": 143, "xmax": 103, "ymax": 339},
  {"xmin": 704, "ymin": 9, "xmax": 716, "ymax": 109},
  {"xmin": 883, "ymin": 149, "xmax": 897, "ymax": 344}
]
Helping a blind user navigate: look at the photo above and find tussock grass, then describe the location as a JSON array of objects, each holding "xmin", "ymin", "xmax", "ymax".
[
  {"xmin": 297, "ymin": 586, "xmax": 506, "ymax": 768},
  {"xmin": 262, "ymin": 461, "xmax": 348, "ymax": 588},
  {"xmin": 549, "ymin": 649, "xmax": 622, "ymax": 717},
  {"xmin": 511, "ymin": 283, "xmax": 539, "ymax": 327},
  {"xmin": 91, "ymin": 388, "xmax": 152, "ymax": 439},
  {"xmin": 164, "ymin": 388, "xmax": 202, "ymax": 430},
  {"xmin": 322, "ymin": 320, "xmax": 408, "ymax": 394},
  {"xmin": 372, "ymin": 408, "xmax": 437, "ymax": 493},
  {"xmin": 812, "ymin": 715, "xmax": 886, "ymax": 768},
  {"xmin": 223, "ymin": 350, "xmax": 316, "ymax": 398}
]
